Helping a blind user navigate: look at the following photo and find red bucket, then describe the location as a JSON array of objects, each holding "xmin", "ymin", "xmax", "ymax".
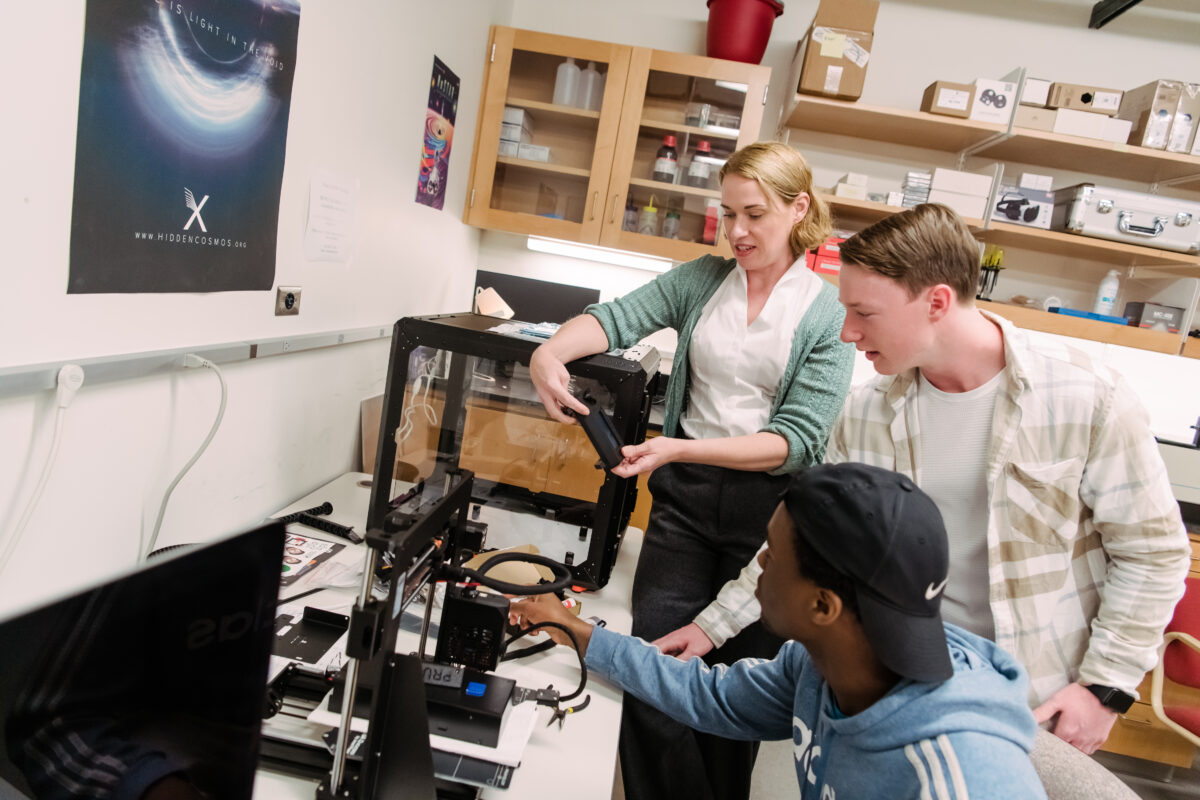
[{"xmin": 706, "ymin": 0, "xmax": 785, "ymax": 65}]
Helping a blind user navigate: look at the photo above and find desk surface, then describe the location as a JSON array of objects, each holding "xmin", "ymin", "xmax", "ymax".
[{"xmin": 254, "ymin": 472, "xmax": 639, "ymax": 800}]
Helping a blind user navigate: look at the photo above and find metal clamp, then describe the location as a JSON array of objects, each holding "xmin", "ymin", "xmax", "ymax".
[{"xmin": 1117, "ymin": 211, "xmax": 1166, "ymax": 239}]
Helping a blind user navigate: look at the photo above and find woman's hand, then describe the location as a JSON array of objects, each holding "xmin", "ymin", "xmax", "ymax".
[
  {"xmin": 611, "ymin": 437, "xmax": 685, "ymax": 478},
  {"xmin": 530, "ymin": 344, "xmax": 589, "ymax": 424}
]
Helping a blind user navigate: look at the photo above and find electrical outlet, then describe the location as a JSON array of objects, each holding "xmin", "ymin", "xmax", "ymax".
[{"xmin": 275, "ymin": 286, "xmax": 301, "ymax": 316}]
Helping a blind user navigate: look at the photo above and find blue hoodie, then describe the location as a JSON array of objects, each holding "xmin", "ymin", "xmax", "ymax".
[{"xmin": 586, "ymin": 623, "xmax": 1046, "ymax": 799}]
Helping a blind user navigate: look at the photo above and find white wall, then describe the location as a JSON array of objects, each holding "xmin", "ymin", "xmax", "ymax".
[{"xmin": 0, "ymin": 0, "xmax": 511, "ymax": 614}]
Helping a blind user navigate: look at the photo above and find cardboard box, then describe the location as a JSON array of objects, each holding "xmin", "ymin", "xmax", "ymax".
[
  {"xmin": 921, "ymin": 80, "xmax": 974, "ymax": 118},
  {"xmin": 795, "ymin": 0, "xmax": 878, "ymax": 101},
  {"xmin": 991, "ymin": 185, "xmax": 1053, "ymax": 229},
  {"xmin": 501, "ymin": 107, "xmax": 535, "ymax": 143},
  {"xmin": 1015, "ymin": 105, "xmax": 1056, "ymax": 131},
  {"xmin": 1046, "ymin": 82, "xmax": 1123, "ymax": 116},
  {"xmin": 931, "ymin": 168, "xmax": 993, "ymax": 197},
  {"xmin": 928, "ymin": 189, "xmax": 987, "ymax": 221},
  {"xmin": 1102, "ymin": 116, "xmax": 1133, "ymax": 144},
  {"xmin": 1118, "ymin": 80, "xmax": 1182, "ymax": 149},
  {"xmin": 810, "ymin": 235, "xmax": 846, "ymax": 275},
  {"xmin": 968, "ymin": 79, "xmax": 1017, "ymax": 124},
  {"xmin": 497, "ymin": 139, "xmax": 519, "ymax": 158},
  {"xmin": 840, "ymin": 172, "xmax": 869, "ymax": 187},
  {"xmin": 1168, "ymin": 83, "xmax": 1200, "ymax": 154},
  {"xmin": 517, "ymin": 143, "xmax": 550, "ymax": 162},
  {"xmin": 1020, "ymin": 77, "xmax": 1052, "ymax": 107},
  {"xmin": 1123, "ymin": 302, "xmax": 1184, "ymax": 333},
  {"xmin": 834, "ymin": 182, "xmax": 868, "ymax": 200},
  {"xmin": 1019, "ymin": 173, "xmax": 1053, "ymax": 192},
  {"xmin": 1053, "ymin": 107, "xmax": 1111, "ymax": 139}
]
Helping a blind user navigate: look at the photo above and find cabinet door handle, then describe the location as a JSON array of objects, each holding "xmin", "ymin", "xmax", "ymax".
[
  {"xmin": 610, "ymin": 194, "xmax": 621, "ymax": 224},
  {"xmin": 591, "ymin": 192, "xmax": 599, "ymax": 221}
]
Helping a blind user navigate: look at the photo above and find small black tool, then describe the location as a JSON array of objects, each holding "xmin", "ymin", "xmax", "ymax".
[
  {"xmin": 566, "ymin": 393, "xmax": 624, "ymax": 470},
  {"xmin": 547, "ymin": 693, "xmax": 591, "ymax": 729}
]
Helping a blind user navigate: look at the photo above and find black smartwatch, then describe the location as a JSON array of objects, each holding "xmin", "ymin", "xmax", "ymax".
[{"xmin": 1084, "ymin": 683, "xmax": 1135, "ymax": 713}]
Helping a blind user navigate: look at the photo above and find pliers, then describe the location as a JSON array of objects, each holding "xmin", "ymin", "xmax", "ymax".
[{"xmin": 547, "ymin": 694, "xmax": 591, "ymax": 729}]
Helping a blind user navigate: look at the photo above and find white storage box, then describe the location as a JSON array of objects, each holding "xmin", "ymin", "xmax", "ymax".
[
  {"xmin": 1051, "ymin": 184, "xmax": 1200, "ymax": 254},
  {"xmin": 928, "ymin": 189, "xmax": 987, "ymax": 221},
  {"xmin": 931, "ymin": 168, "xmax": 993, "ymax": 197}
]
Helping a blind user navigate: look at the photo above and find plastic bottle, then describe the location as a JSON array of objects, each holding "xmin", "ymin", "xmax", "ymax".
[
  {"xmin": 1093, "ymin": 269, "xmax": 1120, "ymax": 316},
  {"xmin": 552, "ymin": 58, "xmax": 581, "ymax": 107},
  {"xmin": 622, "ymin": 199, "xmax": 638, "ymax": 232},
  {"xmin": 575, "ymin": 61, "xmax": 603, "ymax": 111},
  {"xmin": 637, "ymin": 196, "xmax": 659, "ymax": 236},
  {"xmin": 662, "ymin": 209, "xmax": 681, "ymax": 239},
  {"xmin": 702, "ymin": 199, "xmax": 721, "ymax": 245},
  {"xmin": 652, "ymin": 135, "xmax": 678, "ymax": 183},
  {"xmin": 686, "ymin": 140, "xmax": 713, "ymax": 188}
]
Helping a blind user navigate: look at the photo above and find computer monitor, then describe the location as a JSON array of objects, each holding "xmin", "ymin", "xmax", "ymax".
[{"xmin": 0, "ymin": 523, "xmax": 285, "ymax": 799}]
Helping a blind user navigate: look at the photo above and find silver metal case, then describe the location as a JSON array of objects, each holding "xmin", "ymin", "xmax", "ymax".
[{"xmin": 1050, "ymin": 183, "xmax": 1200, "ymax": 254}]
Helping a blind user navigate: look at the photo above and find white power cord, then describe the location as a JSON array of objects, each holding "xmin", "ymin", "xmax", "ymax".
[
  {"xmin": 142, "ymin": 355, "xmax": 227, "ymax": 560},
  {"xmin": 0, "ymin": 365, "xmax": 86, "ymax": 578},
  {"xmin": 397, "ymin": 355, "xmax": 439, "ymax": 443}
]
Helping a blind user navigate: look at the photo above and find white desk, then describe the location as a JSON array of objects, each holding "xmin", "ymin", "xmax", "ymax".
[{"xmin": 254, "ymin": 473, "xmax": 639, "ymax": 800}]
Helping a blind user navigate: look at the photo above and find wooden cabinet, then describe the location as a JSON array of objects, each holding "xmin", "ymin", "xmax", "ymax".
[
  {"xmin": 465, "ymin": 27, "xmax": 770, "ymax": 263},
  {"xmin": 781, "ymin": 94, "xmax": 1200, "ymax": 357}
]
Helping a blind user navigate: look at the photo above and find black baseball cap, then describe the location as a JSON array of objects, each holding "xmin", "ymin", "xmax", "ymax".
[{"xmin": 782, "ymin": 463, "xmax": 952, "ymax": 683}]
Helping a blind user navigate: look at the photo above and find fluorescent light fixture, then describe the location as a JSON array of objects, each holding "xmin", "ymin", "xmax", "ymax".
[
  {"xmin": 526, "ymin": 236, "xmax": 675, "ymax": 273},
  {"xmin": 714, "ymin": 80, "xmax": 748, "ymax": 93}
]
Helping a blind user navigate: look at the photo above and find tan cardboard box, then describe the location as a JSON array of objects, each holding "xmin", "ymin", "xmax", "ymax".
[
  {"xmin": 1118, "ymin": 80, "xmax": 1182, "ymax": 149},
  {"xmin": 795, "ymin": 0, "xmax": 879, "ymax": 101},
  {"xmin": 921, "ymin": 80, "xmax": 974, "ymax": 118},
  {"xmin": 1168, "ymin": 83, "xmax": 1200, "ymax": 153},
  {"xmin": 1015, "ymin": 105, "xmax": 1056, "ymax": 131},
  {"xmin": 1046, "ymin": 82, "xmax": 1123, "ymax": 116}
]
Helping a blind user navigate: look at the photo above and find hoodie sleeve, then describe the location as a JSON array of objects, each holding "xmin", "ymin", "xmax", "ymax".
[
  {"xmin": 585, "ymin": 626, "xmax": 797, "ymax": 741},
  {"xmin": 902, "ymin": 730, "xmax": 1046, "ymax": 800}
]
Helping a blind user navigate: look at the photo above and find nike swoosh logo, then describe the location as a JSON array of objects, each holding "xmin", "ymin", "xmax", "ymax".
[{"xmin": 925, "ymin": 578, "xmax": 949, "ymax": 600}]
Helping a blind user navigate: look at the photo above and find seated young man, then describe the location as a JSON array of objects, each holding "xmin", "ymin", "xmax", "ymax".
[{"xmin": 510, "ymin": 463, "xmax": 1046, "ymax": 799}]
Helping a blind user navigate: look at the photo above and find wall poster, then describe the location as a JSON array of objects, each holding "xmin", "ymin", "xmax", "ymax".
[
  {"xmin": 68, "ymin": 0, "xmax": 301, "ymax": 294},
  {"xmin": 415, "ymin": 56, "xmax": 459, "ymax": 211}
]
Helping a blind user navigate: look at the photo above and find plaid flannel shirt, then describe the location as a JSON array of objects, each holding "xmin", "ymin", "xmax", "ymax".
[{"xmin": 695, "ymin": 312, "xmax": 1190, "ymax": 703}]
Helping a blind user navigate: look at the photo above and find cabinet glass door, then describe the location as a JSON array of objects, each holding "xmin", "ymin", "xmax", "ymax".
[
  {"xmin": 465, "ymin": 28, "xmax": 629, "ymax": 243},
  {"xmin": 601, "ymin": 50, "xmax": 770, "ymax": 262}
]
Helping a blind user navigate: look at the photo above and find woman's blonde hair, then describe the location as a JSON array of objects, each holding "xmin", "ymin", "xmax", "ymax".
[{"xmin": 719, "ymin": 141, "xmax": 832, "ymax": 257}]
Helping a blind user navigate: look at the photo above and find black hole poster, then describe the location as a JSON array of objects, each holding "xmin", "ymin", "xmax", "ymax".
[{"xmin": 67, "ymin": 0, "xmax": 301, "ymax": 294}]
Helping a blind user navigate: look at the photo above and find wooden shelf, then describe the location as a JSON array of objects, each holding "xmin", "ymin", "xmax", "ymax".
[
  {"xmin": 1184, "ymin": 337, "xmax": 1200, "ymax": 360},
  {"xmin": 783, "ymin": 95, "xmax": 1005, "ymax": 152},
  {"xmin": 982, "ymin": 222, "xmax": 1200, "ymax": 274},
  {"xmin": 822, "ymin": 194, "xmax": 983, "ymax": 229},
  {"xmin": 629, "ymin": 177, "xmax": 719, "ymax": 199},
  {"xmin": 978, "ymin": 300, "xmax": 1182, "ymax": 354},
  {"xmin": 978, "ymin": 127, "xmax": 1200, "ymax": 187},
  {"xmin": 496, "ymin": 156, "xmax": 591, "ymax": 178},
  {"xmin": 639, "ymin": 117, "xmax": 741, "ymax": 141},
  {"xmin": 505, "ymin": 97, "xmax": 601, "ymax": 121}
]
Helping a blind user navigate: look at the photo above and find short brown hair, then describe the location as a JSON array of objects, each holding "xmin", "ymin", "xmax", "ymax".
[
  {"xmin": 838, "ymin": 204, "xmax": 980, "ymax": 304},
  {"xmin": 720, "ymin": 142, "xmax": 832, "ymax": 257}
]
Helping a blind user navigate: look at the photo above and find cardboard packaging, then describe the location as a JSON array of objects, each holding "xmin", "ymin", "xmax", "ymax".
[
  {"xmin": 921, "ymin": 80, "xmax": 974, "ymax": 118},
  {"xmin": 501, "ymin": 107, "xmax": 535, "ymax": 144},
  {"xmin": 968, "ymin": 79, "xmax": 1017, "ymax": 124},
  {"xmin": 931, "ymin": 168, "xmax": 993, "ymax": 197},
  {"xmin": 1118, "ymin": 80, "xmax": 1182, "ymax": 149},
  {"xmin": 927, "ymin": 189, "xmax": 987, "ymax": 221},
  {"xmin": 1053, "ymin": 107, "xmax": 1111, "ymax": 139},
  {"xmin": 1046, "ymin": 83, "xmax": 1123, "ymax": 116},
  {"xmin": 809, "ymin": 235, "xmax": 846, "ymax": 275},
  {"xmin": 991, "ymin": 185, "xmax": 1053, "ymax": 229},
  {"xmin": 1168, "ymin": 83, "xmax": 1200, "ymax": 154},
  {"xmin": 1020, "ymin": 77, "xmax": 1052, "ymax": 107},
  {"xmin": 833, "ymin": 182, "xmax": 868, "ymax": 200},
  {"xmin": 795, "ymin": 0, "xmax": 879, "ymax": 101},
  {"xmin": 1019, "ymin": 173, "xmax": 1053, "ymax": 192},
  {"xmin": 1015, "ymin": 105, "xmax": 1056, "ymax": 131},
  {"xmin": 1123, "ymin": 302, "xmax": 1184, "ymax": 333},
  {"xmin": 517, "ymin": 143, "xmax": 550, "ymax": 162}
]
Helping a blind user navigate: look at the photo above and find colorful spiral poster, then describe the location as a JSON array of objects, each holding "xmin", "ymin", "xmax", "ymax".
[
  {"xmin": 68, "ymin": 0, "xmax": 301, "ymax": 294},
  {"xmin": 415, "ymin": 56, "xmax": 459, "ymax": 211}
]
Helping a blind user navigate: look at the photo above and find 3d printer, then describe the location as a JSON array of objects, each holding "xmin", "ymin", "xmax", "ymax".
[{"xmin": 367, "ymin": 313, "xmax": 659, "ymax": 590}]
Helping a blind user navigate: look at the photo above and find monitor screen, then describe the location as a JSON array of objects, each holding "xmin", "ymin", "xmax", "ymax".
[
  {"xmin": 473, "ymin": 270, "xmax": 600, "ymax": 325},
  {"xmin": 0, "ymin": 523, "xmax": 284, "ymax": 800}
]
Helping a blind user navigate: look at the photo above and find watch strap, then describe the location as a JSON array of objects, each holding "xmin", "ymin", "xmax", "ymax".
[{"xmin": 1084, "ymin": 683, "xmax": 1135, "ymax": 713}]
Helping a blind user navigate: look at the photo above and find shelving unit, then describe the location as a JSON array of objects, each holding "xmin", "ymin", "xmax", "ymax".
[{"xmin": 785, "ymin": 92, "xmax": 1200, "ymax": 356}]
